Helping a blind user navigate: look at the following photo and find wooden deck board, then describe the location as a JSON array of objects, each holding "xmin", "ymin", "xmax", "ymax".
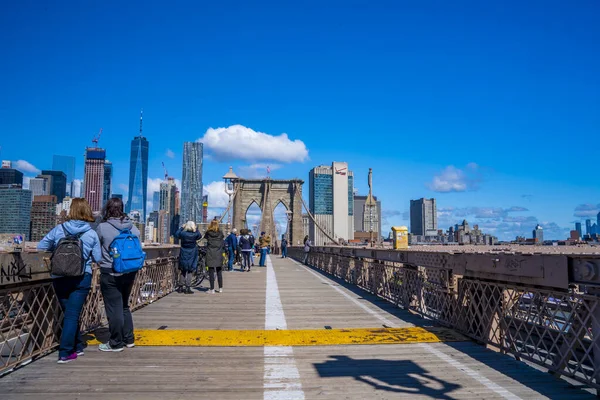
[{"xmin": 0, "ymin": 256, "xmax": 595, "ymax": 399}]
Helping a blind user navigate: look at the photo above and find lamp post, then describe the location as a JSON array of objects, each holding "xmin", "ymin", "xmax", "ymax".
[{"xmin": 222, "ymin": 166, "xmax": 238, "ymax": 230}]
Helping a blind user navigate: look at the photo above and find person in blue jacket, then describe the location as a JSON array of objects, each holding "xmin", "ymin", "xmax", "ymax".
[
  {"xmin": 174, "ymin": 221, "xmax": 202, "ymax": 294},
  {"xmin": 225, "ymin": 228, "xmax": 238, "ymax": 271},
  {"xmin": 37, "ymin": 198, "xmax": 102, "ymax": 364}
]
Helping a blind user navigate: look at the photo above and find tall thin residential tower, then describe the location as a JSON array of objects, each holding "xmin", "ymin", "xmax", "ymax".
[
  {"xmin": 181, "ymin": 142, "xmax": 203, "ymax": 224},
  {"xmin": 127, "ymin": 110, "xmax": 149, "ymax": 220}
]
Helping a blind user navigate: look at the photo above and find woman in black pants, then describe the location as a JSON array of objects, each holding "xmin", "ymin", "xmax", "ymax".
[
  {"xmin": 174, "ymin": 221, "xmax": 202, "ymax": 294},
  {"xmin": 95, "ymin": 198, "xmax": 141, "ymax": 352},
  {"xmin": 203, "ymin": 219, "xmax": 224, "ymax": 294}
]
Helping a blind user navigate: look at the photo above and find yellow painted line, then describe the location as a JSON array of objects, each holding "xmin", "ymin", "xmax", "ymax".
[{"xmin": 88, "ymin": 327, "xmax": 467, "ymax": 347}]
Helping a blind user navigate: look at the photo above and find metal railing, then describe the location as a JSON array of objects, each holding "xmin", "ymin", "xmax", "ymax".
[
  {"xmin": 289, "ymin": 246, "xmax": 600, "ymax": 391},
  {"xmin": 0, "ymin": 246, "xmax": 179, "ymax": 375}
]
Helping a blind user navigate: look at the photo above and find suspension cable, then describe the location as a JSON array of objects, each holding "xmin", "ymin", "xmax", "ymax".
[{"xmin": 294, "ymin": 183, "xmax": 339, "ymax": 245}]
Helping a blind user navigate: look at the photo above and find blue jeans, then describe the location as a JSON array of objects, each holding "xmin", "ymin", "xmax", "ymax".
[
  {"xmin": 281, "ymin": 247, "xmax": 287, "ymax": 258},
  {"xmin": 53, "ymin": 273, "xmax": 92, "ymax": 358},
  {"xmin": 259, "ymin": 248, "xmax": 268, "ymax": 266},
  {"xmin": 227, "ymin": 248, "xmax": 235, "ymax": 270}
]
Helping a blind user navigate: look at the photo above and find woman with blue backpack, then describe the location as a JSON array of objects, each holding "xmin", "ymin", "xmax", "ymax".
[
  {"xmin": 174, "ymin": 221, "xmax": 202, "ymax": 294},
  {"xmin": 95, "ymin": 198, "xmax": 144, "ymax": 352},
  {"xmin": 37, "ymin": 198, "xmax": 102, "ymax": 364}
]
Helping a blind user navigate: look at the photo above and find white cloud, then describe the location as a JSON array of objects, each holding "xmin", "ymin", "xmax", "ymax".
[
  {"xmin": 238, "ymin": 163, "xmax": 282, "ymax": 179},
  {"xmin": 198, "ymin": 125, "xmax": 309, "ymax": 163},
  {"xmin": 427, "ymin": 163, "xmax": 482, "ymax": 193},
  {"xmin": 22, "ymin": 176, "xmax": 31, "ymax": 190},
  {"xmin": 166, "ymin": 149, "xmax": 175, "ymax": 159},
  {"xmin": 203, "ymin": 181, "xmax": 229, "ymax": 208},
  {"xmin": 13, "ymin": 160, "xmax": 41, "ymax": 175},
  {"xmin": 118, "ymin": 183, "xmax": 129, "ymax": 193}
]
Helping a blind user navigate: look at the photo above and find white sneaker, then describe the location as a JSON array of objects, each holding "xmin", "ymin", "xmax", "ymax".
[
  {"xmin": 217, "ymin": 288, "xmax": 223, "ymax": 293},
  {"xmin": 208, "ymin": 289, "xmax": 215, "ymax": 294}
]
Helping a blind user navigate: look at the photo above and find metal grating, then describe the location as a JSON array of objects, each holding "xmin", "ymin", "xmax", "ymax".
[
  {"xmin": 290, "ymin": 247, "xmax": 600, "ymax": 390},
  {"xmin": 0, "ymin": 256, "xmax": 178, "ymax": 374}
]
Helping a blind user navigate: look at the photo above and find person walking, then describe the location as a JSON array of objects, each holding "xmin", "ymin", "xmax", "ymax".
[
  {"xmin": 174, "ymin": 221, "xmax": 202, "ymax": 294},
  {"xmin": 239, "ymin": 229, "xmax": 253, "ymax": 271},
  {"xmin": 303, "ymin": 235, "xmax": 312, "ymax": 265},
  {"xmin": 259, "ymin": 232, "xmax": 271, "ymax": 267},
  {"xmin": 225, "ymin": 228, "xmax": 238, "ymax": 271},
  {"xmin": 95, "ymin": 198, "xmax": 142, "ymax": 352},
  {"xmin": 204, "ymin": 219, "xmax": 225, "ymax": 293},
  {"xmin": 38, "ymin": 198, "xmax": 102, "ymax": 364},
  {"xmin": 248, "ymin": 231, "xmax": 255, "ymax": 266},
  {"xmin": 281, "ymin": 235, "xmax": 288, "ymax": 258}
]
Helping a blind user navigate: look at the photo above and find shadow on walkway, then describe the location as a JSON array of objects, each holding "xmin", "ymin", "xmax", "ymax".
[
  {"xmin": 301, "ymin": 260, "xmax": 596, "ymax": 399},
  {"xmin": 314, "ymin": 355, "xmax": 461, "ymax": 399}
]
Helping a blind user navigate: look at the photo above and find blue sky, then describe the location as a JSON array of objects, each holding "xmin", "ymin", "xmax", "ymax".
[{"xmin": 1, "ymin": 1, "xmax": 599, "ymax": 240}]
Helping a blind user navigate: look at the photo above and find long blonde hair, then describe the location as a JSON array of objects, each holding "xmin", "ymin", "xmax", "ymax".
[{"xmin": 208, "ymin": 219, "xmax": 219, "ymax": 232}]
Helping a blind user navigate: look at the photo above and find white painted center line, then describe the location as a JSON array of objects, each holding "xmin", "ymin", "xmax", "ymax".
[
  {"xmin": 290, "ymin": 257, "xmax": 522, "ymax": 400},
  {"xmin": 264, "ymin": 255, "xmax": 305, "ymax": 400}
]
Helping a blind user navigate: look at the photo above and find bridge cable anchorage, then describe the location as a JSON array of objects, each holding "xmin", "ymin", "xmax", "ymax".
[{"xmin": 294, "ymin": 182, "xmax": 339, "ymax": 245}]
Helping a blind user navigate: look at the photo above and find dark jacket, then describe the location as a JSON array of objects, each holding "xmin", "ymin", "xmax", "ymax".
[
  {"xmin": 225, "ymin": 232, "xmax": 238, "ymax": 249},
  {"xmin": 203, "ymin": 230, "xmax": 224, "ymax": 269},
  {"xmin": 95, "ymin": 217, "xmax": 141, "ymax": 274},
  {"xmin": 239, "ymin": 234, "xmax": 253, "ymax": 251},
  {"xmin": 249, "ymin": 234, "xmax": 255, "ymax": 247},
  {"xmin": 174, "ymin": 228, "xmax": 202, "ymax": 272},
  {"xmin": 281, "ymin": 238, "xmax": 288, "ymax": 248}
]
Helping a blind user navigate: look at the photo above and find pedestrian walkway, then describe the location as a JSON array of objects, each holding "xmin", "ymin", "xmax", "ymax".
[{"xmin": 0, "ymin": 256, "xmax": 594, "ymax": 399}]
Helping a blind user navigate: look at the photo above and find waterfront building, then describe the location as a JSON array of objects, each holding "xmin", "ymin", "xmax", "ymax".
[{"xmin": 410, "ymin": 198, "xmax": 437, "ymax": 236}]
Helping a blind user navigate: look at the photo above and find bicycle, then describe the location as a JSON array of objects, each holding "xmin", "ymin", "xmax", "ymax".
[{"xmin": 190, "ymin": 246, "xmax": 208, "ymax": 287}]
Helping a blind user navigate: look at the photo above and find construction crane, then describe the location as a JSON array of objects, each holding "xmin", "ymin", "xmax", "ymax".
[
  {"xmin": 162, "ymin": 161, "xmax": 168, "ymax": 180},
  {"xmin": 92, "ymin": 128, "xmax": 103, "ymax": 146}
]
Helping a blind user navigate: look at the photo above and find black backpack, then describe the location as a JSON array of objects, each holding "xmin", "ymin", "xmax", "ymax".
[{"xmin": 50, "ymin": 225, "xmax": 86, "ymax": 277}]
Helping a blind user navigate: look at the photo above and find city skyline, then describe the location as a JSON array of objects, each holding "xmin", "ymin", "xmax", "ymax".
[{"xmin": 1, "ymin": 2, "xmax": 599, "ymax": 241}]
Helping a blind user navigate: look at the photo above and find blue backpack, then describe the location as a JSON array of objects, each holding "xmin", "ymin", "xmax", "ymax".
[{"xmin": 108, "ymin": 222, "xmax": 146, "ymax": 274}]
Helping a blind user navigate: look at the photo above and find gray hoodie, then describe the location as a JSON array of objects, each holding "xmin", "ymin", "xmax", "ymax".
[{"xmin": 95, "ymin": 217, "xmax": 141, "ymax": 274}]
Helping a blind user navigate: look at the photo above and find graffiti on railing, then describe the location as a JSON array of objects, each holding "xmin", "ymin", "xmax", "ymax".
[{"xmin": 0, "ymin": 259, "xmax": 32, "ymax": 284}]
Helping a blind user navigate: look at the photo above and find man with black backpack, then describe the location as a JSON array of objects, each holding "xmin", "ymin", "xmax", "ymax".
[
  {"xmin": 95, "ymin": 198, "xmax": 145, "ymax": 353},
  {"xmin": 37, "ymin": 198, "xmax": 102, "ymax": 364}
]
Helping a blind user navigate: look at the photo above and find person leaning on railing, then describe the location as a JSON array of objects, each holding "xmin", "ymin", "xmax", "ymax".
[
  {"xmin": 303, "ymin": 235, "xmax": 312, "ymax": 265},
  {"xmin": 37, "ymin": 198, "xmax": 102, "ymax": 364},
  {"xmin": 174, "ymin": 221, "xmax": 202, "ymax": 294},
  {"xmin": 95, "ymin": 198, "xmax": 141, "ymax": 353}
]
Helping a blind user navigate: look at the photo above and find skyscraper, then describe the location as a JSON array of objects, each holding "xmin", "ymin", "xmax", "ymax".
[
  {"xmin": 152, "ymin": 191, "xmax": 160, "ymax": 212},
  {"xmin": 39, "ymin": 170, "xmax": 67, "ymax": 203},
  {"xmin": 30, "ymin": 195, "xmax": 57, "ymax": 241},
  {"xmin": 576, "ymin": 222, "xmax": 583, "ymax": 238},
  {"xmin": 127, "ymin": 111, "xmax": 149, "ymax": 221},
  {"xmin": 83, "ymin": 146, "xmax": 106, "ymax": 213},
  {"xmin": 181, "ymin": 142, "xmax": 203, "ymax": 224},
  {"xmin": 533, "ymin": 224, "xmax": 544, "ymax": 245},
  {"xmin": 354, "ymin": 195, "xmax": 382, "ymax": 238},
  {"xmin": 586, "ymin": 219, "xmax": 592, "ymax": 236},
  {"xmin": 29, "ymin": 177, "xmax": 48, "ymax": 196},
  {"xmin": 52, "ymin": 155, "xmax": 75, "ymax": 195},
  {"xmin": 103, "ymin": 161, "xmax": 113, "ymax": 205},
  {"xmin": 0, "ymin": 186, "xmax": 32, "ymax": 240},
  {"xmin": 309, "ymin": 162, "xmax": 354, "ymax": 246},
  {"xmin": 410, "ymin": 198, "xmax": 437, "ymax": 236},
  {"xmin": 0, "ymin": 168, "xmax": 23, "ymax": 185},
  {"xmin": 158, "ymin": 178, "xmax": 178, "ymax": 243}
]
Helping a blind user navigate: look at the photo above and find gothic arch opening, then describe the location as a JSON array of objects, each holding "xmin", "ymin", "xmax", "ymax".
[{"xmin": 245, "ymin": 201, "xmax": 262, "ymax": 236}]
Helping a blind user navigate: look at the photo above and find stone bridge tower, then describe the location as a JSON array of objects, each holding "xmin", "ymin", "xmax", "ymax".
[{"xmin": 232, "ymin": 179, "xmax": 304, "ymax": 246}]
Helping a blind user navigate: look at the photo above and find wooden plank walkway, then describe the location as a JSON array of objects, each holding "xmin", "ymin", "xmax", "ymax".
[{"xmin": 0, "ymin": 256, "xmax": 595, "ymax": 399}]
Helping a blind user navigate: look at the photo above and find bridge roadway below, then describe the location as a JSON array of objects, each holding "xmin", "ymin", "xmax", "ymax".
[{"xmin": 1, "ymin": 256, "xmax": 595, "ymax": 399}]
